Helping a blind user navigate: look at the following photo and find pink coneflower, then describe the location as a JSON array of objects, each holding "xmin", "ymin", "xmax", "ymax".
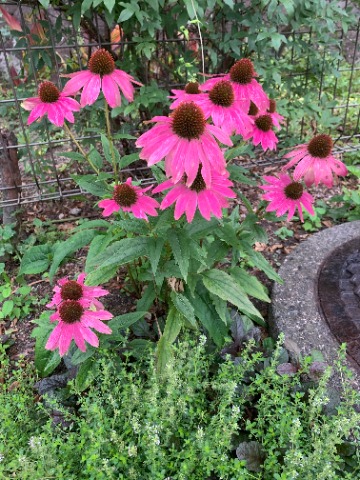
[
  {"xmin": 260, "ymin": 174, "xmax": 314, "ymax": 222},
  {"xmin": 47, "ymin": 273, "xmax": 109, "ymax": 310},
  {"xmin": 243, "ymin": 113, "xmax": 278, "ymax": 151},
  {"xmin": 62, "ymin": 48, "xmax": 142, "ymax": 108},
  {"xmin": 282, "ymin": 134, "xmax": 348, "ymax": 188},
  {"xmin": 98, "ymin": 177, "xmax": 159, "ymax": 221},
  {"xmin": 202, "ymin": 59, "xmax": 269, "ymax": 113},
  {"xmin": 267, "ymin": 99, "xmax": 284, "ymax": 130},
  {"xmin": 153, "ymin": 167, "xmax": 236, "ymax": 222},
  {"xmin": 136, "ymin": 102, "xmax": 232, "ymax": 187},
  {"xmin": 195, "ymin": 80, "xmax": 254, "ymax": 137},
  {"xmin": 45, "ymin": 299, "xmax": 113, "ymax": 356},
  {"xmin": 169, "ymin": 81, "xmax": 206, "ymax": 109},
  {"xmin": 22, "ymin": 81, "xmax": 80, "ymax": 126}
]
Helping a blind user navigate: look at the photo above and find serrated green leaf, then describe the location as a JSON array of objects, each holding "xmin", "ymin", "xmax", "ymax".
[
  {"xmin": 163, "ymin": 306, "xmax": 182, "ymax": 343},
  {"xmin": 185, "ymin": 216, "xmax": 219, "ymax": 238},
  {"xmin": 171, "ymin": 292, "xmax": 196, "ymax": 327},
  {"xmin": 120, "ymin": 153, "xmax": 139, "ymax": 169},
  {"xmin": 243, "ymin": 247, "xmax": 283, "ymax": 283},
  {"xmin": 227, "ymin": 164, "xmax": 257, "ymax": 186},
  {"xmin": 1, "ymin": 300, "xmax": 14, "ymax": 317},
  {"xmin": 167, "ymin": 229, "xmax": 190, "ymax": 281},
  {"xmin": 156, "ymin": 336, "xmax": 174, "ymax": 376},
  {"xmin": 85, "ymin": 264, "xmax": 118, "ymax": 286},
  {"xmin": 87, "ymin": 237, "xmax": 150, "ymax": 275},
  {"xmin": 72, "ymin": 175, "xmax": 110, "ymax": 197},
  {"xmin": 74, "ymin": 219, "xmax": 110, "ymax": 231},
  {"xmin": 61, "ymin": 152, "xmax": 86, "ymax": 162},
  {"xmin": 49, "ymin": 230, "xmax": 97, "ymax": 280},
  {"xmin": 85, "ymin": 234, "xmax": 114, "ymax": 271},
  {"xmin": 70, "ymin": 347, "xmax": 95, "ymax": 366},
  {"xmin": 101, "ymin": 133, "xmax": 112, "ymax": 165},
  {"xmin": 148, "ymin": 237, "xmax": 165, "ymax": 276},
  {"xmin": 109, "ymin": 311, "xmax": 147, "ymax": 331},
  {"xmin": 19, "ymin": 244, "xmax": 52, "ymax": 275},
  {"xmin": 136, "ymin": 283, "xmax": 156, "ymax": 312},
  {"xmin": 88, "ymin": 147, "xmax": 103, "ymax": 169},
  {"xmin": 1, "ymin": 285, "xmax": 12, "ymax": 298},
  {"xmin": 211, "ymin": 295, "xmax": 228, "ymax": 325},
  {"xmin": 190, "ymin": 286, "xmax": 228, "ymax": 347},
  {"xmin": 202, "ymin": 269, "xmax": 263, "ymax": 320},
  {"xmin": 75, "ymin": 358, "xmax": 96, "ymax": 391},
  {"xmin": 230, "ymin": 267, "xmax": 270, "ymax": 302},
  {"xmin": 113, "ymin": 133, "xmax": 137, "ymax": 140}
]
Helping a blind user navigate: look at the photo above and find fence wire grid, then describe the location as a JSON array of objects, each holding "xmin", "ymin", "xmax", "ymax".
[{"xmin": 0, "ymin": 0, "xmax": 359, "ymax": 209}]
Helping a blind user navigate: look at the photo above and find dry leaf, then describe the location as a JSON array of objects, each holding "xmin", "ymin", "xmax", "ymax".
[{"xmin": 254, "ymin": 242, "xmax": 267, "ymax": 252}]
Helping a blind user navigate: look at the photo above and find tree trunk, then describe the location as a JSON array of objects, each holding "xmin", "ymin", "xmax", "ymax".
[{"xmin": 0, "ymin": 129, "xmax": 22, "ymax": 225}]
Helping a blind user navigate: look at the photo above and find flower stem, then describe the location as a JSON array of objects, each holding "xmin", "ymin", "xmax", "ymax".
[
  {"xmin": 63, "ymin": 123, "xmax": 99, "ymax": 175},
  {"xmin": 104, "ymin": 99, "xmax": 119, "ymax": 184}
]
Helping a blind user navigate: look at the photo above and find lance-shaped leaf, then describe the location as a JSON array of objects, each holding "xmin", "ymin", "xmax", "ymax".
[
  {"xmin": 156, "ymin": 307, "xmax": 182, "ymax": 375},
  {"xmin": 171, "ymin": 291, "xmax": 197, "ymax": 328},
  {"xmin": 230, "ymin": 267, "xmax": 270, "ymax": 302},
  {"xmin": 167, "ymin": 229, "xmax": 190, "ymax": 281},
  {"xmin": 148, "ymin": 237, "xmax": 165, "ymax": 276},
  {"xmin": 86, "ymin": 237, "xmax": 151, "ymax": 285},
  {"xmin": 19, "ymin": 244, "xmax": 53, "ymax": 275},
  {"xmin": 108, "ymin": 311, "xmax": 147, "ymax": 332},
  {"xmin": 201, "ymin": 269, "xmax": 263, "ymax": 320},
  {"xmin": 49, "ymin": 229, "xmax": 97, "ymax": 280},
  {"xmin": 189, "ymin": 285, "xmax": 228, "ymax": 347}
]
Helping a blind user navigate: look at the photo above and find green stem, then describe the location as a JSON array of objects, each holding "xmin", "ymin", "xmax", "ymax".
[
  {"xmin": 104, "ymin": 99, "xmax": 119, "ymax": 184},
  {"xmin": 63, "ymin": 123, "xmax": 99, "ymax": 175}
]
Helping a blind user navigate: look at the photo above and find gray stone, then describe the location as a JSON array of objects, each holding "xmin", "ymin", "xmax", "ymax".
[{"xmin": 270, "ymin": 220, "xmax": 360, "ymax": 390}]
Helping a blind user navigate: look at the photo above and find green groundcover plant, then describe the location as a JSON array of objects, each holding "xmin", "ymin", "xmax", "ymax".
[{"xmin": 1, "ymin": 337, "xmax": 360, "ymax": 479}]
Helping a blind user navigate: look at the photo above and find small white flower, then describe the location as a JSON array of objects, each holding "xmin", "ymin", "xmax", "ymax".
[
  {"xmin": 196, "ymin": 426, "xmax": 205, "ymax": 440},
  {"xmin": 28, "ymin": 436, "xmax": 41, "ymax": 449},
  {"xmin": 199, "ymin": 334, "xmax": 207, "ymax": 346},
  {"xmin": 292, "ymin": 418, "xmax": 301, "ymax": 429},
  {"xmin": 18, "ymin": 455, "xmax": 27, "ymax": 465},
  {"xmin": 0, "ymin": 454, "xmax": 4, "ymax": 463},
  {"xmin": 127, "ymin": 445, "xmax": 138, "ymax": 457},
  {"xmin": 232, "ymin": 405, "xmax": 240, "ymax": 416}
]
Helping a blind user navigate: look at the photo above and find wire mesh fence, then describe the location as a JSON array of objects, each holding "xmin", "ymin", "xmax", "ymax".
[{"xmin": 0, "ymin": 0, "xmax": 359, "ymax": 210}]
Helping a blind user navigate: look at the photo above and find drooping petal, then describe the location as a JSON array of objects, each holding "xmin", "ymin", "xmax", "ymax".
[
  {"xmin": 102, "ymin": 74, "xmax": 121, "ymax": 108},
  {"xmin": 98, "ymin": 199, "xmax": 120, "ymax": 217},
  {"xmin": 80, "ymin": 74, "xmax": 101, "ymax": 106},
  {"xmin": 58, "ymin": 324, "xmax": 74, "ymax": 356},
  {"xmin": 79, "ymin": 325, "xmax": 99, "ymax": 348},
  {"xmin": 45, "ymin": 323, "xmax": 63, "ymax": 351},
  {"xmin": 62, "ymin": 70, "xmax": 94, "ymax": 96}
]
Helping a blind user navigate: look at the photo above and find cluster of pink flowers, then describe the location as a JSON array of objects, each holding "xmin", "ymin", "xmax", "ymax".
[
  {"xmin": 45, "ymin": 273, "xmax": 113, "ymax": 356},
  {"xmin": 23, "ymin": 54, "xmax": 348, "ymax": 225},
  {"xmin": 32, "ymin": 55, "xmax": 349, "ymax": 357},
  {"xmin": 22, "ymin": 48, "xmax": 142, "ymax": 126}
]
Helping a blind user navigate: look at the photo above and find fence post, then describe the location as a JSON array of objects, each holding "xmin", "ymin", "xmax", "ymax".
[{"xmin": 0, "ymin": 129, "xmax": 21, "ymax": 226}]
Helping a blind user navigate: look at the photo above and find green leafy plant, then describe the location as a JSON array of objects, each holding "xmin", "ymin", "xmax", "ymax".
[
  {"xmin": 1, "ymin": 338, "xmax": 360, "ymax": 479},
  {"xmin": 0, "ymin": 272, "xmax": 47, "ymax": 323}
]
